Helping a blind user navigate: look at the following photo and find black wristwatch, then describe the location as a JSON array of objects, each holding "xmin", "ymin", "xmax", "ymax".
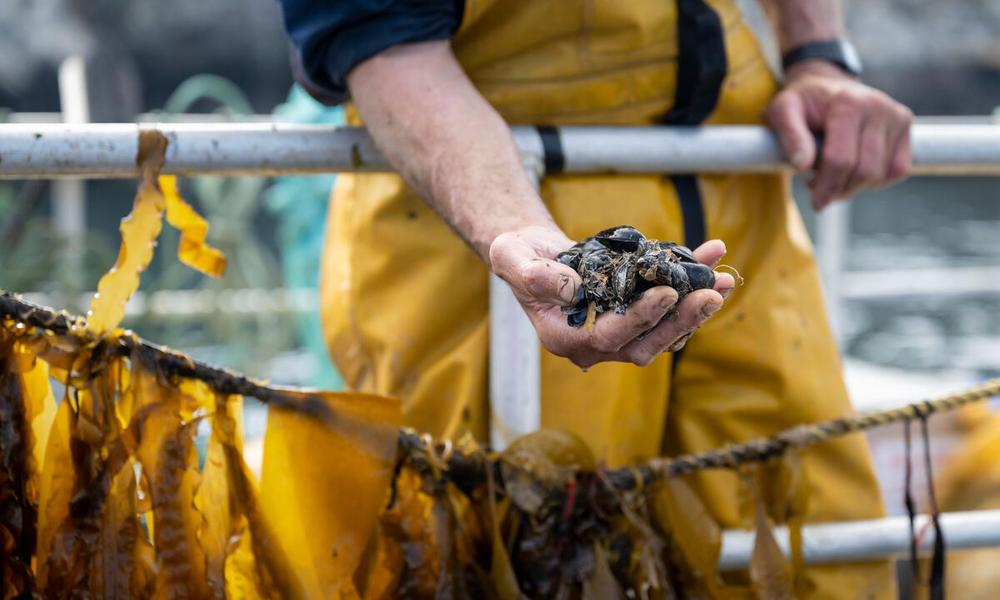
[{"xmin": 781, "ymin": 39, "xmax": 863, "ymax": 78}]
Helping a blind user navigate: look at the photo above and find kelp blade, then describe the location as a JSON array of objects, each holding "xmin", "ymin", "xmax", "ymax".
[
  {"xmin": 160, "ymin": 175, "xmax": 227, "ymax": 278},
  {"xmin": 86, "ymin": 131, "xmax": 169, "ymax": 334},
  {"xmin": 259, "ymin": 391, "xmax": 401, "ymax": 597}
]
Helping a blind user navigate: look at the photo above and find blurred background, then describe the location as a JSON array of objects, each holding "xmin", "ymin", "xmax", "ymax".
[{"xmin": 1, "ymin": 0, "xmax": 999, "ymax": 554}]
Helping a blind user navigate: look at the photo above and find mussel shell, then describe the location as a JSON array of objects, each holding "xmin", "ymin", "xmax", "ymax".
[
  {"xmin": 594, "ymin": 225, "xmax": 645, "ymax": 252},
  {"xmin": 556, "ymin": 249, "xmax": 581, "ymax": 270},
  {"xmin": 610, "ymin": 256, "xmax": 637, "ymax": 303},
  {"xmin": 666, "ymin": 243, "xmax": 697, "ymax": 263},
  {"xmin": 635, "ymin": 250, "xmax": 669, "ymax": 279},
  {"xmin": 681, "ymin": 262, "xmax": 715, "ymax": 290},
  {"xmin": 563, "ymin": 302, "xmax": 589, "ymax": 327},
  {"xmin": 579, "ymin": 248, "xmax": 612, "ymax": 273},
  {"xmin": 666, "ymin": 261, "xmax": 690, "ymax": 291}
]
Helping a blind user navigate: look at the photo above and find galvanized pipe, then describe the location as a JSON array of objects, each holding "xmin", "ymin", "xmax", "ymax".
[
  {"xmin": 488, "ymin": 157, "xmax": 544, "ymax": 451},
  {"xmin": 719, "ymin": 509, "xmax": 1000, "ymax": 570},
  {"xmin": 2, "ymin": 123, "xmax": 999, "ymax": 178},
  {"xmin": 52, "ymin": 56, "xmax": 90, "ymax": 287}
]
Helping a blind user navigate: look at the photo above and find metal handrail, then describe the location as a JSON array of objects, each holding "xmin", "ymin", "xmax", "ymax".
[
  {"xmin": 1, "ymin": 123, "xmax": 999, "ymax": 178},
  {"xmin": 719, "ymin": 509, "xmax": 1000, "ymax": 569}
]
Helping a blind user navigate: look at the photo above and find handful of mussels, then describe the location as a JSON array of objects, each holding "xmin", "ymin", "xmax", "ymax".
[{"xmin": 556, "ymin": 225, "xmax": 715, "ymax": 327}]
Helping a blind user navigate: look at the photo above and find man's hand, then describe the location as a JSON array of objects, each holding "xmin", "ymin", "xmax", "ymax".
[
  {"xmin": 489, "ymin": 226, "xmax": 737, "ymax": 369},
  {"xmin": 767, "ymin": 60, "xmax": 914, "ymax": 210}
]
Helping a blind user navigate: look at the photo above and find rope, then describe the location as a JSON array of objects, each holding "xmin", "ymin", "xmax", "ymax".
[{"xmin": 3, "ymin": 290, "xmax": 999, "ymax": 492}]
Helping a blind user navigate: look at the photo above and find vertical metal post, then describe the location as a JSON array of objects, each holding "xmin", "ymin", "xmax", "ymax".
[
  {"xmin": 816, "ymin": 201, "xmax": 850, "ymax": 344},
  {"xmin": 54, "ymin": 55, "xmax": 90, "ymax": 290},
  {"xmin": 489, "ymin": 156, "xmax": 544, "ymax": 450}
]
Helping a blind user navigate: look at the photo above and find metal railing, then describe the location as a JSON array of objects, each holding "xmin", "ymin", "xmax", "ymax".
[
  {"xmin": 2, "ymin": 121, "xmax": 1000, "ymax": 566},
  {"xmin": 2, "ymin": 122, "xmax": 1000, "ymax": 179},
  {"xmin": 720, "ymin": 509, "xmax": 1000, "ymax": 569}
]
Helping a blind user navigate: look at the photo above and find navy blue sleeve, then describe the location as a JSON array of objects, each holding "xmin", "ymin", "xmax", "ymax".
[{"xmin": 278, "ymin": 0, "xmax": 463, "ymax": 105}]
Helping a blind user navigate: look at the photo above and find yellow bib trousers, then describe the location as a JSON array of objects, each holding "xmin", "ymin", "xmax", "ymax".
[{"xmin": 321, "ymin": 0, "xmax": 895, "ymax": 595}]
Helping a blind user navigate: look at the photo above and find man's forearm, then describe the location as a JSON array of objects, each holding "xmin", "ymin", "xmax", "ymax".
[
  {"xmin": 761, "ymin": 0, "xmax": 844, "ymax": 53},
  {"xmin": 347, "ymin": 40, "xmax": 563, "ymax": 262}
]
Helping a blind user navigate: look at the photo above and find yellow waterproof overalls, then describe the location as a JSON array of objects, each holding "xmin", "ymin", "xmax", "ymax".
[{"xmin": 321, "ymin": 0, "xmax": 894, "ymax": 595}]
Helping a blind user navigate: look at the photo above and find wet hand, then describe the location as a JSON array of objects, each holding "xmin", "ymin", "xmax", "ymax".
[
  {"xmin": 767, "ymin": 60, "xmax": 913, "ymax": 211},
  {"xmin": 489, "ymin": 226, "xmax": 735, "ymax": 369}
]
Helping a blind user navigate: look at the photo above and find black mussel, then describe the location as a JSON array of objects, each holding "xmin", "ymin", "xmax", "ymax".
[
  {"xmin": 667, "ymin": 243, "xmax": 697, "ymax": 263},
  {"xmin": 635, "ymin": 252, "xmax": 664, "ymax": 280},
  {"xmin": 681, "ymin": 262, "xmax": 715, "ymax": 290},
  {"xmin": 635, "ymin": 252, "xmax": 680, "ymax": 285},
  {"xmin": 556, "ymin": 249, "xmax": 581, "ymax": 270},
  {"xmin": 664, "ymin": 261, "xmax": 690, "ymax": 292},
  {"xmin": 610, "ymin": 257, "xmax": 638, "ymax": 312},
  {"xmin": 594, "ymin": 225, "xmax": 645, "ymax": 252},
  {"xmin": 556, "ymin": 238, "xmax": 606, "ymax": 270},
  {"xmin": 562, "ymin": 302, "xmax": 589, "ymax": 327},
  {"xmin": 579, "ymin": 248, "xmax": 611, "ymax": 273}
]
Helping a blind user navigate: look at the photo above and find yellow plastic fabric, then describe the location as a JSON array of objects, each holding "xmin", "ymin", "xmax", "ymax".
[
  {"xmin": 320, "ymin": 0, "xmax": 894, "ymax": 596},
  {"xmin": 160, "ymin": 175, "xmax": 227, "ymax": 278}
]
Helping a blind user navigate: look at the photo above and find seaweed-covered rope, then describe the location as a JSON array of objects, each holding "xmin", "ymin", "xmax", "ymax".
[
  {"xmin": 0, "ymin": 291, "xmax": 335, "ymax": 416},
  {"xmin": 3, "ymin": 290, "xmax": 999, "ymax": 491}
]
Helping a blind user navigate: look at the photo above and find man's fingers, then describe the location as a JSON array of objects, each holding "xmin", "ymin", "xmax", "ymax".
[
  {"xmin": 713, "ymin": 271, "xmax": 736, "ymax": 298},
  {"xmin": 692, "ymin": 239, "xmax": 727, "ymax": 267},
  {"xmin": 534, "ymin": 287, "xmax": 678, "ymax": 367},
  {"xmin": 844, "ymin": 118, "xmax": 888, "ymax": 197},
  {"xmin": 587, "ymin": 287, "xmax": 678, "ymax": 353},
  {"xmin": 811, "ymin": 91, "xmax": 864, "ymax": 209},
  {"xmin": 843, "ymin": 94, "xmax": 913, "ymax": 196},
  {"xmin": 767, "ymin": 90, "xmax": 816, "ymax": 171},
  {"xmin": 623, "ymin": 289, "xmax": 723, "ymax": 365},
  {"xmin": 490, "ymin": 232, "xmax": 581, "ymax": 305},
  {"xmin": 887, "ymin": 106, "xmax": 914, "ymax": 182},
  {"xmin": 693, "ymin": 239, "xmax": 735, "ymax": 297}
]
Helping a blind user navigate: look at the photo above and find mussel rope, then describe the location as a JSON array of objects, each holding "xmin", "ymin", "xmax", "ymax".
[{"xmin": 2, "ymin": 290, "xmax": 1000, "ymax": 496}]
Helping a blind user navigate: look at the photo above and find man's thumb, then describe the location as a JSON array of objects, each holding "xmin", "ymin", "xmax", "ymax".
[
  {"xmin": 509, "ymin": 258, "xmax": 581, "ymax": 306},
  {"xmin": 490, "ymin": 233, "xmax": 581, "ymax": 306}
]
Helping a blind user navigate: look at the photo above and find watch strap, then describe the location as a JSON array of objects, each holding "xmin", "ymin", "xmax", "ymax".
[{"xmin": 782, "ymin": 39, "xmax": 863, "ymax": 77}]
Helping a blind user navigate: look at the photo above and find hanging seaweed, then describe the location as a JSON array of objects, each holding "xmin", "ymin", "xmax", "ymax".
[{"xmin": 0, "ymin": 347, "xmax": 38, "ymax": 598}]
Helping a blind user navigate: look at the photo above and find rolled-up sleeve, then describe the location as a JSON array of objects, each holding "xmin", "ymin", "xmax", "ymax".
[{"xmin": 278, "ymin": 0, "xmax": 463, "ymax": 105}]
